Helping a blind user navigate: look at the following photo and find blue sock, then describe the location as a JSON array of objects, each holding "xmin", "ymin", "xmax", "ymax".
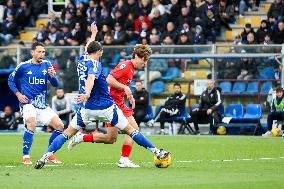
[
  {"xmin": 47, "ymin": 133, "xmax": 69, "ymax": 154},
  {"xmin": 23, "ymin": 128, "xmax": 34, "ymax": 156},
  {"xmin": 129, "ymin": 130, "xmax": 158, "ymax": 153},
  {"xmin": 49, "ymin": 129, "xmax": 63, "ymax": 147}
]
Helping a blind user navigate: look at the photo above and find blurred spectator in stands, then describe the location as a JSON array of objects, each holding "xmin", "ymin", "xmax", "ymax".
[
  {"xmin": 148, "ymin": 83, "xmax": 186, "ymax": 135},
  {"xmin": 52, "ymin": 88, "xmax": 72, "ymax": 128},
  {"xmin": 217, "ymin": 49, "xmax": 239, "ymax": 79},
  {"xmin": 0, "ymin": 15, "xmax": 18, "ymax": 45},
  {"xmin": 112, "ymin": 0, "xmax": 128, "ymax": 19},
  {"xmin": 267, "ymin": 15, "xmax": 278, "ymax": 32},
  {"xmin": 62, "ymin": 10, "xmax": 75, "ymax": 26},
  {"xmin": 151, "ymin": 9, "xmax": 166, "ymax": 32},
  {"xmin": 176, "ymin": 7, "xmax": 194, "ymax": 29},
  {"xmin": 246, "ymin": 32, "xmax": 257, "ymax": 44},
  {"xmin": 62, "ymin": 2, "xmax": 76, "ymax": 20},
  {"xmin": 149, "ymin": 34, "xmax": 160, "ymax": 45},
  {"xmin": 263, "ymin": 34, "xmax": 273, "ymax": 45},
  {"xmin": 133, "ymin": 80, "xmax": 149, "ymax": 127},
  {"xmin": 233, "ymin": 34, "xmax": 242, "ymax": 45},
  {"xmin": 0, "ymin": 106, "xmax": 19, "ymax": 130},
  {"xmin": 237, "ymin": 50, "xmax": 257, "ymax": 80},
  {"xmin": 168, "ymin": 0, "xmax": 181, "ymax": 22},
  {"xmin": 161, "ymin": 22, "xmax": 178, "ymax": 43},
  {"xmin": 34, "ymin": 24, "xmax": 47, "ymax": 43},
  {"xmin": 112, "ymin": 9, "xmax": 125, "ymax": 28},
  {"xmin": 194, "ymin": 0, "xmax": 206, "ymax": 26},
  {"xmin": 267, "ymin": 0, "xmax": 284, "ymax": 21},
  {"xmin": 72, "ymin": 9, "xmax": 87, "ymax": 30},
  {"xmin": 3, "ymin": 0, "xmax": 16, "ymax": 21},
  {"xmin": 58, "ymin": 24, "xmax": 72, "ymax": 46},
  {"xmin": 47, "ymin": 12, "xmax": 61, "ymax": 29},
  {"xmin": 272, "ymin": 20, "xmax": 284, "ymax": 44},
  {"xmin": 206, "ymin": 0, "xmax": 219, "ymax": 13},
  {"xmin": 139, "ymin": 36, "xmax": 148, "ymax": 45},
  {"xmin": 112, "ymin": 22, "xmax": 126, "ymax": 45},
  {"xmin": 47, "ymin": 24, "xmax": 60, "ymax": 45},
  {"xmin": 97, "ymin": 24, "xmax": 112, "ymax": 43},
  {"xmin": 70, "ymin": 22, "xmax": 85, "ymax": 45},
  {"xmin": 149, "ymin": 0, "xmax": 166, "ymax": 19},
  {"xmin": 15, "ymin": 0, "xmax": 31, "ymax": 30},
  {"xmin": 204, "ymin": 8, "xmax": 220, "ymax": 43},
  {"xmin": 126, "ymin": 0, "xmax": 140, "ymax": 19},
  {"xmin": 86, "ymin": 0, "xmax": 99, "ymax": 18},
  {"xmin": 241, "ymin": 23, "xmax": 255, "ymax": 43},
  {"xmin": 274, "ymin": 65, "xmax": 281, "ymax": 83},
  {"xmin": 263, "ymin": 87, "xmax": 284, "ymax": 137},
  {"xmin": 194, "ymin": 25, "xmax": 206, "ymax": 44},
  {"xmin": 177, "ymin": 30, "xmax": 194, "ymax": 45},
  {"xmin": 0, "ymin": 50, "xmax": 16, "ymax": 69},
  {"xmin": 239, "ymin": 0, "xmax": 249, "ymax": 17},
  {"xmin": 139, "ymin": 0, "xmax": 152, "ymax": 16},
  {"xmin": 124, "ymin": 13, "xmax": 135, "ymax": 33},
  {"xmin": 134, "ymin": 14, "xmax": 151, "ymax": 34},
  {"xmin": 256, "ymin": 20, "xmax": 271, "ymax": 44},
  {"xmin": 62, "ymin": 49, "xmax": 78, "ymax": 92},
  {"xmin": 100, "ymin": 8, "xmax": 114, "ymax": 28},
  {"xmin": 137, "ymin": 22, "xmax": 150, "ymax": 42},
  {"xmin": 125, "ymin": 26, "xmax": 138, "ymax": 44},
  {"xmin": 161, "ymin": 35, "xmax": 175, "ymax": 53},
  {"xmin": 102, "ymin": 34, "xmax": 115, "ymax": 67},
  {"xmin": 87, "ymin": 10, "xmax": 99, "ymax": 28},
  {"xmin": 191, "ymin": 80, "xmax": 222, "ymax": 135},
  {"xmin": 30, "ymin": 0, "xmax": 46, "ymax": 25},
  {"xmin": 219, "ymin": 0, "xmax": 235, "ymax": 30},
  {"xmin": 140, "ymin": 50, "xmax": 168, "ymax": 82},
  {"xmin": 112, "ymin": 48, "xmax": 127, "ymax": 66}
]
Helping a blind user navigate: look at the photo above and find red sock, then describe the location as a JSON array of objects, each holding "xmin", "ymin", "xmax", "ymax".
[
  {"xmin": 121, "ymin": 145, "xmax": 132, "ymax": 157},
  {"xmin": 83, "ymin": 134, "xmax": 94, "ymax": 142}
]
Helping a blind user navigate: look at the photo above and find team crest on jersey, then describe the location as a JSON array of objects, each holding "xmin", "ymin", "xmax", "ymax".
[
  {"xmin": 42, "ymin": 69, "xmax": 47, "ymax": 75},
  {"xmin": 119, "ymin": 64, "xmax": 126, "ymax": 70}
]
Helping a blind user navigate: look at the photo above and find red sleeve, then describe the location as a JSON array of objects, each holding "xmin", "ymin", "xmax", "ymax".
[{"xmin": 110, "ymin": 62, "xmax": 129, "ymax": 80}]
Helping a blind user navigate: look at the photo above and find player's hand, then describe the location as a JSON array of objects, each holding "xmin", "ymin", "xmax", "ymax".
[
  {"xmin": 124, "ymin": 87, "xmax": 132, "ymax": 99},
  {"xmin": 129, "ymin": 95, "xmax": 135, "ymax": 109},
  {"xmin": 16, "ymin": 92, "xmax": 28, "ymax": 104},
  {"xmin": 76, "ymin": 93, "xmax": 90, "ymax": 103},
  {"xmin": 91, "ymin": 22, "xmax": 98, "ymax": 35},
  {"xmin": 48, "ymin": 66, "xmax": 56, "ymax": 78},
  {"xmin": 207, "ymin": 109, "xmax": 212, "ymax": 115}
]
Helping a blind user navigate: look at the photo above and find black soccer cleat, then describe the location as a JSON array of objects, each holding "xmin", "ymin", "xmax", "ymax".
[{"xmin": 34, "ymin": 159, "xmax": 46, "ymax": 169}]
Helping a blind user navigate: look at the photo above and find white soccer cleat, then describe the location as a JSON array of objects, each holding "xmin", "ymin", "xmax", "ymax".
[
  {"xmin": 146, "ymin": 119, "xmax": 155, "ymax": 127},
  {"xmin": 262, "ymin": 131, "xmax": 272, "ymax": 137},
  {"xmin": 68, "ymin": 132, "xmax": 84, "ymax": 151},
  {"xmin": 156, "ymin": 149, "xmax": 171, "ymax": 160},
  {"xmin": 117, "ymin": 158, "xmax": 140, "ymax": 168}
]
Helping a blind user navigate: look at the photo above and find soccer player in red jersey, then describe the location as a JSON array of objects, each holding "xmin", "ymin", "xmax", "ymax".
[{"xmin": 68, "ymin": 44, "xmax": 152, "ymax": 168}]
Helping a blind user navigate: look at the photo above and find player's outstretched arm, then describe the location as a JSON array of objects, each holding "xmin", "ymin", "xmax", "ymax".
[{"xmin": 85, "ymin": 23, "xmax": 98, "ymax": 52}]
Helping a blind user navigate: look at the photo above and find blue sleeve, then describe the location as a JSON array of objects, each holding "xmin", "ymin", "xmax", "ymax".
[
  {"xmin": 47, "ymin": 62, "xmax": 59, "ymax": 87},
  {"xmin": 87, "ymin": 61, "xmax": 102, "ymax": 79},
  {"xmin": 8, "ymin": 63, "xmax": 24, "ymax": 94}
]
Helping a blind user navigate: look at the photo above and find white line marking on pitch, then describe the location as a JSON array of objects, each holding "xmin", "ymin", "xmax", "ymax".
[
  {"xmin": 4, "ymin": 166, "xmax": 16, "ymax": 168},
  {"xmin": 74, "ymin": 164, "xmax": 85, "ymax": 166},
  {"xmin": 45, "ymin": 165, "xmax": 59, "ymax": 167}
]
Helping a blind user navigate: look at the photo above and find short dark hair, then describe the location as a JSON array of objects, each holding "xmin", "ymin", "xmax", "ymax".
[
  {"xmin": 174, "ymin": 82, "xmax": 181, "ymax": 88},
  {"xmin": 135, "ymin": 80, "xmax": 143, "ymax": 84},
  {"xmin": 31, "ymin": 41, "xmax": 45, "ymax": 50},
  {"xmin": 276, "ymin": 87, "xmax": 283, "ymax": 93},
  {"xmin": 56, "ymin": 87, "xmax": 64, "ymax": 91},
  {"xmin": 87, "ymin": 41, "xmax": 103, "ymax": 54}
]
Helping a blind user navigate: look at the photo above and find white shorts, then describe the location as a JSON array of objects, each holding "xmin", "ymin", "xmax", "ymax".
[
  {"xmin": 70, "ymin": 104, "xmax": 128, "ymax": 131},
  {"xmin": 22, "ymin": 104, "xmax": 57, "ymax": 126}
]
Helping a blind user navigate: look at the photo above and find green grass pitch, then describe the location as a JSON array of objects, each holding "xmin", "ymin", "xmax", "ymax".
[{"xmin": 0, "ymin": 134, "xmax": 284, "ymax": 189}]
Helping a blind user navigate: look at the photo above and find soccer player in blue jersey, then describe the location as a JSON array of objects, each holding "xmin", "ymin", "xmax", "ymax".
[
  {"xmin": 8, "ymin": 42, "xmax": 65, "ymax": 165},
  {"xmin": 34, "ymin": 23, "xmax": 170, "ymax": 169}
]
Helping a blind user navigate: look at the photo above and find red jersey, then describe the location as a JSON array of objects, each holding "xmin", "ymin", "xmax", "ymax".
[{"xmin": 110, "ymin": 60, "xmax": 135, "ymax": 117}]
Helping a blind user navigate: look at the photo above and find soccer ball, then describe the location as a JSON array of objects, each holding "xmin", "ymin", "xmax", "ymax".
[
  {"xmin": 217, "ymin": 126, "xmax": 226, "ymax": 135},
  {"xmin": 271, "ymin": 127, "xmax": 281, "ymax": 137},
  {"xmin": 154, "ymin": 154, "xmax": 172, "ymax": 168}
]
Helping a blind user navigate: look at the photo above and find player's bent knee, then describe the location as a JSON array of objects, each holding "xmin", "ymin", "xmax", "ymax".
[{"xmin": 26, "ymin": 118, "xmax": 36, "ymax": 131}]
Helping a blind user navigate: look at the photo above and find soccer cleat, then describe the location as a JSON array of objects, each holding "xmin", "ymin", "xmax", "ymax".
[
  {"xmin": 68, "ymin": 132, "xmax": 84, "ymax": 151},
  {"xmin": 262, "ymin": 131, "xmax": 272, "ymax": 137},
  {"xmin": 156, "ymin": 149, "xmax": 171, "ymax": 160},
  {"xmin": 146, "ymin": 119, "xmax": 154, "ymax": 127},
  {"xmin": 22, "ymin": 156, "xmax": 32, "ymax": 165},
  {"xmin": 34, "ymin": 159, "xmax": 46, "ymax": 169},
  {"xmin": 48, "ymin": 154, "xmax": 62, "ymax": 164},
  {"xmin": 117, "ymin": 158, "xmax": 140, "ymax": 168}
]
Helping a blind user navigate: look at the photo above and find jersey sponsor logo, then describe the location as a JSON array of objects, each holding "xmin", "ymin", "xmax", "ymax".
[
  {"xmin": 119, "ymin": 64, "xmax": 126, "ymax": 70},
  {"xmin": 27, "ymin": 70, "xmax": 32, "ymax": 75},
  {"xmin": 42, "ymin": 69, "xmax": 47, "ymax": 75},
  {"xmin": 28, "ymin": 77, "xmax": 46, "ymax": 85}
]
